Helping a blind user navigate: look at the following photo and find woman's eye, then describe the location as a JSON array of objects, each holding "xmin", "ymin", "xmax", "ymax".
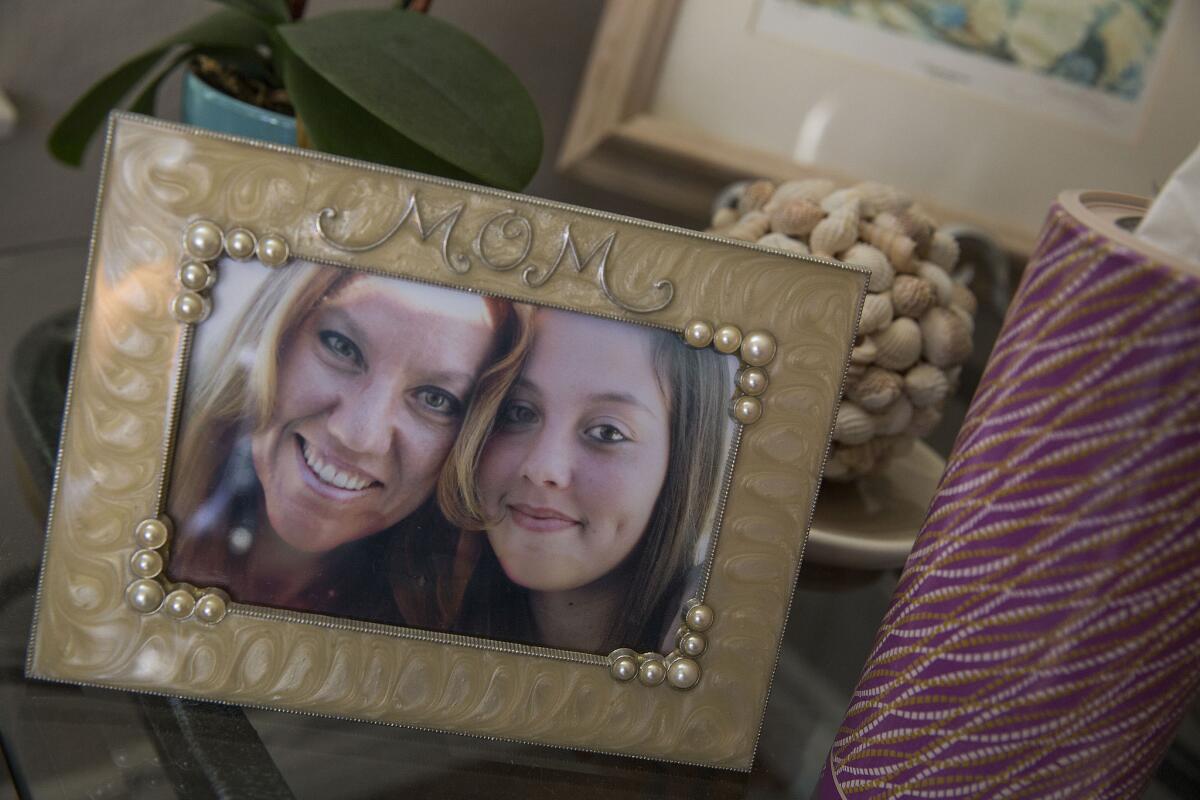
[
  {"xmin": 318, "ymin": 330, "xmax": 365, "ymax": 368},
  {"xmin": 417, "ymin": 387, "xmax": 462, "ymax": 417},
  {"xmin": 585, "ymin": 424, "xmax": 628, "ymax": 444},
  {"xmin": 499, "ymin": 401, "xmax": 538, "ymax": 428}
]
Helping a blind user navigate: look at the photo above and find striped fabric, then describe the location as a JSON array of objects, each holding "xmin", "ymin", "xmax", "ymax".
[{"xmin": 817, "ymin": 203, "xmax": 1200, "ymax": 799}]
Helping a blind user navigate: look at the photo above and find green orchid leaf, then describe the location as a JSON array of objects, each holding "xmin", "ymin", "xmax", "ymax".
[
  {"xmin": 128, "ymin": 48, "xmax": 198, "ymax": 116},
  {"xmin": 210, "ymin": 0, "xmax": 289, "ymax": 25},
  {"xmin": 279, "ymin": 43, "xmax": 474, "ymax": 181},
  {"xmin": 278, "ymin": 9, "xmax": 542, "ymax": 190},
  {"xmin": 48, "ymin": 9, "xmax": 270, "ymax": 166}
]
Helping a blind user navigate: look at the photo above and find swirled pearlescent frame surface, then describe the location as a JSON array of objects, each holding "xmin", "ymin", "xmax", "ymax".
[{"xmin": 27, "ymin": 114, "xmax": 866, "ymax": 770}]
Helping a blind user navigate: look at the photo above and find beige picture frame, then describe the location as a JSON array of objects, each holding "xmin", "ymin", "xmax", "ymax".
[{"xmin": 26, "ymin": 114, "xmax": 865, "ymax": 770}]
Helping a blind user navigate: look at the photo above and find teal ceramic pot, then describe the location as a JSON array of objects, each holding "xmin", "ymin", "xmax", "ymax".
[{"xmin": 181, "ymin": 71, "xmax": 296, "ymax": 146}]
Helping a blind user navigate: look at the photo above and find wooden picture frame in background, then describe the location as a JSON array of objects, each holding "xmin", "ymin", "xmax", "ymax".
[{"xmin": 560, "ymin": 0, "xmax": 1199, "ymax": 256}]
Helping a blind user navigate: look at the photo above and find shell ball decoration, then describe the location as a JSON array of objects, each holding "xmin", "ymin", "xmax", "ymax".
[{"xmin": 708, "ymin": 178, "xmax": 979, "ymax": 481}]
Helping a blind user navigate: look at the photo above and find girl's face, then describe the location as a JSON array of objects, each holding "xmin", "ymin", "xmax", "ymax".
[
  {"xmin": 478, "ymin": 310, "xmax": 671, "ymax": 593},
  {"xmin": 252, "ymin": 276, "xmax": 498, "ymax": 553}
]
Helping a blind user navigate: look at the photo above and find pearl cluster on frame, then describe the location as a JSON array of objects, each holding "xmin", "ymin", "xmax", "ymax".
[
  {"xmin": 173, "ymin": 220, "xmax": 291, "ymax": 324},
  {"xmin": 607, "ymin": 601, "xmax": 713, "ymax": 690},
  {"xmin": 126, "ymin": 516, "xmax": 229, "ymax": 624},
  {"xmin": 683, "ymin": 319, "xmax": 776, "ymax": 425}
]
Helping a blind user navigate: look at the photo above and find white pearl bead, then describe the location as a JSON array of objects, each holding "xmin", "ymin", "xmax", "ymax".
[
  {"xmin": 126, "ymin": 579, "xmax": 164, "ymax": 614},
  {"xmin": 713, "ymin": 325, "xmax": 742, "ymax": 354},
  {"xmin": 184, "ymin": 221, "xmax": 223, "ymax": 261},
  {"xmin": 134, "ymin": 518, "xmax": 170, "ymax": 549},
  {"xmin": 732, "ymin": 396, "xmax": 763, "ymax": 425},
  {"xmin": 257, "ymin": 234, "xmax": 289, "ymax": 268},
  {"xmin": 610, "ymin": 656, "xmax": 638, "ymax": 682},
  {"xmin": 163, "ymin": 589, "xmax": 197, "ymax": 620},
  {"xmin": 638, "ymin": 657, "xmax": 666, "ymax": 686},
  {"xmin": 195, "ymin": 593, "xmax": 227, "ymax": 624},
  {"xmin": 171, "ymin": 291, "xmax": 211, "ymax": 324},
  {"xmin": 680, "ymin": 632, "xmax": 707, "ymax": 657},
  {"xmin": 667, "ymin": 658, "xmax": 701, "ymax": 690},
  {"xmin": 178, "ymin": 261, "xmax": 214, "ymax": 292},
  {"xmin": 130, "ymin": 549, "xmax": 163, "ymax": 579},
  {"xmin": 738, "ymin": 367, "xmax": 768, "ymax": 396},
  {"xmin": 224, "ymin": 228, "xmax": 257, "ymax": 261},
  {"xmin": 685, "ymin": 604, "xmax": 714, "ymax": 632},
  {"xmin": 741, "ymin": 331, "xmax": 777, "ymax": 366},
  {"xmin": 684, "ymin": 320, "xmax": 714, "ymax": 349}
]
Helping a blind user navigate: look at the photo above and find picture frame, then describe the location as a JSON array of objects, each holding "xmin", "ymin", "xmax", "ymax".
[
  {"xmin": 26, "ymin": 113, "xmax": 866, "ymax": 770},
  {"xmin": 560, "ymin": 0, "xmax": 1200, "ymax": 256}
]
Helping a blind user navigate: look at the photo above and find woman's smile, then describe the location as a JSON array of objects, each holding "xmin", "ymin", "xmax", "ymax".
[
  {"xmin": 296, "ymin": 434, "xmax": 380, "ymax": 494},
  {"xmin": 252, "ymin": 276, "xmax": 499, "ymax": 553}
]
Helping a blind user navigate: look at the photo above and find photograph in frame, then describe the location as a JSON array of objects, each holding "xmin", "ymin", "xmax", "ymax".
[{"xmin": 26, "ymin": 114, "xmax": 866, "ymax": 769}]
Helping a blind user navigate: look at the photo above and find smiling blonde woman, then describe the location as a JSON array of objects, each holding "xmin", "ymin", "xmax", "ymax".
[{"xmin": 168, "ymin": 261, "xmax": 528, "ymax": 626}]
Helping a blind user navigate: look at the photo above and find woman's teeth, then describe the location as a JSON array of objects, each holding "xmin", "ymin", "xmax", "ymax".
[{"xmin": 301, "ymin": 440, "xmax": 372, "ymax": 491}]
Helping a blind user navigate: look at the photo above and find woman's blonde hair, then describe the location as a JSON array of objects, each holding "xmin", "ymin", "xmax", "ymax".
[
  {"xmin": 443, "ymin": 312, "xmax": 732, "ymax": 653},
  {"xmin": 168, "ymin": 263, "xmax": 528, "ymax": 626}
]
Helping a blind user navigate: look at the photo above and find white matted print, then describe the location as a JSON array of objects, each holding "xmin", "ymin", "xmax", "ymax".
[{"xmin": 755, "ymin": 0, "xmax": 1179, "ymax": 139}]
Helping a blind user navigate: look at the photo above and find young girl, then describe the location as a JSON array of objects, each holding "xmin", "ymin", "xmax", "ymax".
[{"xmin": 441, "ymin": 308, "xmax": 732, "ymax": 654}]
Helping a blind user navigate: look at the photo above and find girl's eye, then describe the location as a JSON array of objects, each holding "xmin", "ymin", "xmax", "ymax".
[
  {"xmin": 417, "ymin": 387, "xmax": 463, "ymax": 417},
  {"xmin": 499, "ymin": 401, "xmax": 539, "ymax": 428},
  {"xmin": 585, "ymin": 424, "xmax": 628, "ymax": 444},
  {"xmin": 318, "ymin": 330, "xmax": 365, "ymax": 369}
]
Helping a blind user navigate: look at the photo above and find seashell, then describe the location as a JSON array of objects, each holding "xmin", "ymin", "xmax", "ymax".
[
  {"xmin": 847, "ymin": 366, "xmax": 903, "ymax": 412},
  {"xmin": 945, "ymin": 365, "xmax": 962, "ymax": 389},
  {"xmin": 892, "ymin": 274, "xmax": 935, "ymax": 318},
  {"xmin": 853, "ymin": 181, "xmax": 912, "ymax": 218},
  {"xmin": 873, "ymin": 211, "xmax": 903, "ymax": 233},
  {"xmin": 821, "ymin": 188, "xmax": 862, "ymax": 217},
  {"xmin": 737, "ymin": 179, "xmax": 776, "ymax": 215},
  {"xmin": 846, "ymin": 362, "xmax": 867, "ymax": 382},
  {"xmin": 917, "ymin": 261, "xmax": 954, "ymax": 306},
  {"xmin": 874, "ymin": 317, "xmax": 922, "ymax": 371},
  {"xmin": 859, "ymin": 221, "xmax": 915, "ymax": 272},
  {"xmin": 859, "ymin": 291, "xmax": 893, "ymax": 334},
  {"xmin": 901, "ymin": 206, "xmax": 936, "ymax": 255},
  {"xmin": 840, "ymin": 242, "xmax": 893, "ymax": 292},
  {"xmin": 874, "ymin": 394, "xmax": 914, "ymax": 436},
  {"xmin": 833, "ymin": 441, "xmax": 877, "ymax": 477},
  {"xmin": 950, "ymin": 283, "xmax": 977, "ymax": 316},
  {"xmin": 927, "ymin": 230, "xmax": 960, "ymax": 271},
  {"xmin": 769, "ymin": 198, "xmax": 824, "ymax": 237},
  {"xmin": 906, "ymin": 405, "xmax": 942, "ymax": 438},
  {"xmin": 726, "ymin": 210, "xmax": 770, "ymax": 242},
  {"xmin": 710, "ymin": 206, "xmax": 738, "ymax": 230},
  {"xmin": 920, "ymin": 307, "xmax": 973, "ymax": 368},
  {"xmin": 765, "ymin": 178, "xmax": 836, "ymax": 211},
  {"xmin": 834, "ymin": 402, "xmax": 875, "ymax": 445},
  {"xmin": 811, "ymin": 211, "xmax": 859, "ymax": 257},
  {"xmin": 851, "ymin": 336, "xmax": 877, "ymax": 365},
  {"xmin": 904, "ymin": 362, "xmax": 950, "ymax": 408},
  {"xmin": 951, "ymin": 305, "xmax": 975, "ymax": 336},
  {"xmin": 757, "ymin": 232, "xmax": 810, "ymax": 255}
]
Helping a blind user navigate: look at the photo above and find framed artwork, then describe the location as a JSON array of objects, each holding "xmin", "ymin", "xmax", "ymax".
[
  {"xmin": 26, "ymin": 114, "xmax": 866, "ymax": 769},
  {"xmin": 560, "ymin": 0, "xmax": 1199, "ymax": 255}
]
